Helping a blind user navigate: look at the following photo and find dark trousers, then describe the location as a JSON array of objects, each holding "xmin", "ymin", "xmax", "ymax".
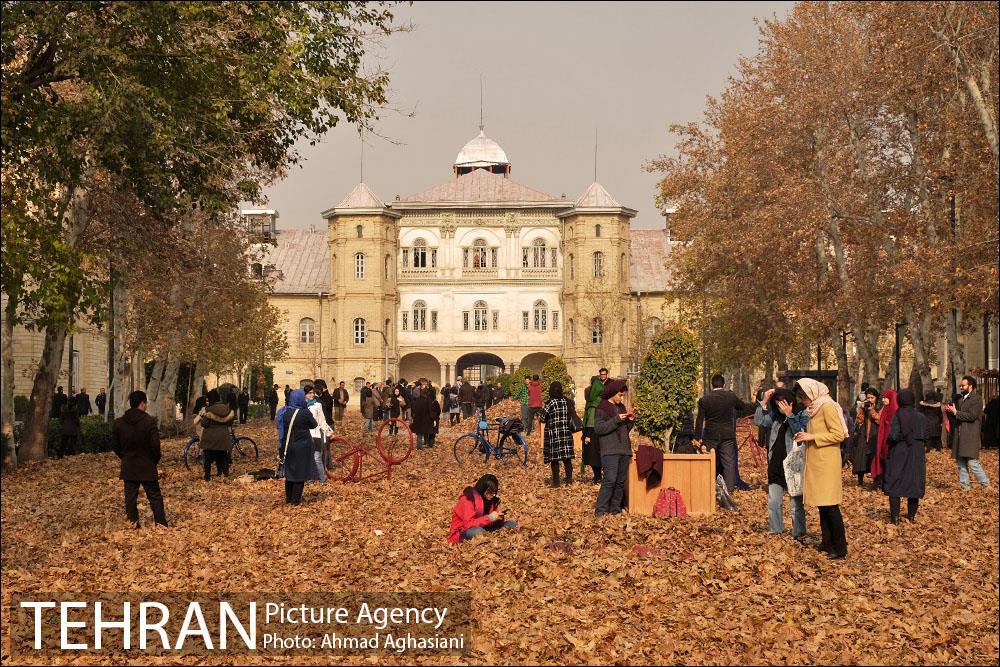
[
  {"xmin": 595, "ymin": 454, "xmax": 630, "ymax": 515},
  {"xmin": 59, "ymin": 434, "xmax": 78, "ymax": 458},
  {"xmin": 285, "ymin": 480, "xmax": 305, "ymax": 505},
  {"xmin": 203, "ymin": 450, "xmax": 230, "ymax": 480},
  {"xmin": 268, "ymin": 403, "xmax": 277, "ymax": 420},
  {"xmin": 707, "ymin": 438, "xmax": 737, "ymax": 491},
  {"xmin": 818, "ymin": 505, "xmax": 848, "ymax": 556},
  {"xmin": 889, "ymin": 496, "xmax": 919, "ymax": 521},
  {"xmin": 124, "ymin": 480, "xmax": 168, "ymax": 526},
  {"xmin": 926, "ymin": 435, "xmax": 941, "ymax": 451},
  {"xmin": 449, "ymin": 412, "xmax": 460, "ymax": 426},
  {"xmin": 461, "ymin": 402, "xmax": 474, "ymax": 419},
  {"xmin": 550, "ymin": 459, "xmax": 573, "ymax": 487},
  {"xmin": 239, "ymin": 406, "xmax": 248, "ymax": 423}
]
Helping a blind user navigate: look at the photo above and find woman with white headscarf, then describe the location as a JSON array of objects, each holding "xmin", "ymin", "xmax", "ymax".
[{"xmin": 793, "ymin": 378, "xmax": 849, "ymax": 560}]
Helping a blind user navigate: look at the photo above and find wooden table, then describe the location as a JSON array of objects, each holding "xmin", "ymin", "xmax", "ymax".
[{"xmin": 627, "ymin": 452, "xmax": 716, "ymax": 516}]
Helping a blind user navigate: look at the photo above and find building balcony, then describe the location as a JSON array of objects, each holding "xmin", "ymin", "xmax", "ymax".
[
  {"xmin": 400, "ymin": 268, "xmax": 439, "ymax": 278},
  {"xmin": 520, "ymin": 267, "xmax": 559, "ymax": 278},
  {"xmin": 461, "ymin": 268, "xmax": 499, "ymax": 278}
]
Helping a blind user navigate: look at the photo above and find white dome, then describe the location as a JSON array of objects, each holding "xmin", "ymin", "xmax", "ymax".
[{"xmin": 454, "ymin": 129, "xmax": 509, "ymax": 168}]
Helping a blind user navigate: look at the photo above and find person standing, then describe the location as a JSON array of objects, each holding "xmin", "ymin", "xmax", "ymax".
[
  {"xmin": 362, "ymin": 390, "xmax": 378, "ymax": 433},
  {"xmin": 284, "ymin": 384, "xmax": 292, "ymax": 405},
  {"xmin": 333, "ymin": 381, "xmax": 349, "ymax": 424},
  {"xmin": 227, "ymin": 388, "xmax": 239, "ymax": 419},
  {"xmin": 944, "ymin": 375, "xmax": 990, "ymax": 490},
  {"xmin": 793, "ymin": 379, "xmax": 849, "ymax": 560},
  {"xmin": 693, "ymin": 374, "xmax": 752, "ymax": 492},
  {"xmin": 754, "ymin": 387, "xmax": 808, "ymax": 537},
  {"xmin": 277, "ymin": 389, "xmax": 319, "ymax": 505},
  {"xmin": 238, "ymin": 388, "xmax": 250, "ymax": 424},
  {"xmin": 52, "ymin": 386, "xmax": 68, "ymax": 418},
  {"xmin": 360, "ymin": 382, "xmax": 373, "ymax": 414},
  {"xmin": 582, "ymin": 369, "xmax": 608, "ymax": 484},
  {"xmin": 493, "ymin": 380, "xmax": 505, "ymax": 406},
  {"xmin": 388, "ymin": 386, "xmax": 406, "ymax": 434},
  {"xmin": 428, "ymin": 386, "xmax": 441, "ymax": 448},
  {"xmin": 314, "ymin": 380, "xmax": 333, "ymax": 428},
  {"xmin": 448, "ymin": 382, "xmax": 462, "ymax": 426},
  {"xmin": 76, "ymin": 388, "xmax": 92, "ymax": 416},
  {"xmin": 410, "ymin": 387, "xmax": 434, "ymax": 450},
  {"xmin": 918, "ymin": 390, "xmax": 943, "ymax": 452},
  {"xmin": 526, "ymin": 375, "xmax": 544, "ymax": 436},
  {"xmin": 593, "ymin": 380, "xmax": 634, "ymax": 517},
  {"xmin": 304, "ymin": 384, "xmax": 332, "ymax": 482},
  {"xmin": 199, "ymin": 389, "xmax": 235, "ymax": 481},
  {"xmin": 112, "ymin": 390, "xmax": 168, "ymax": 528},
  {"xmin": 459, "ymin": 377, "xmax": 476, "ymax": 420},
  {"xmin": 871, "ymin": 389, "xmax": 898, "ymax": 484},
  {"xmin": 513, "ymin": 376, "xmax": 531, "ymax": 433},
  {"xmin": 884, "ymin": 389, "xmax": 927, "ymax": 523},
  {"xmin": 540, "ymin": 382, "xmax": 575, "ymax": 488},
  {"xmin": 95, "ymin": 388, "xmax": 108, "ymax": 416},
  {"xmin": 59, "ymin": 400, "xmax": 80, "ymax": 458},
  {"xmin": 851, "ymin": 388, "xmax": 882, "ymax": 486},
  {"xmin": 266, "ymin": 384, "xmax": 280, "ymax": 421}
]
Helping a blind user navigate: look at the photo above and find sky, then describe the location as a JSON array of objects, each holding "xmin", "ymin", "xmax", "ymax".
[{"xmin": 261, "ymin": 1, "xmax": 796, "ymax": 230}]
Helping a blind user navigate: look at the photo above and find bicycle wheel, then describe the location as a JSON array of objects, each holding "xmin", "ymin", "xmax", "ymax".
[
  {"xmin": 233, "ymin": 436, "xmax": 259, "ymax": 462},
  {"xmin": 323, "ymin": 436, "xmax": 361, "ymax": 482},
  {"xmin": 377, "ymin": 419, "xmax": 414, "ymax": 465},
  {"xmin": 498, "ymin": 433, "xmax": 529, "ymax": 466},
  {"xmin": 454, "ymin": 434, "xmax": 487, "ymax": 466},
  {"xmin": 183, "ymin": 437, "xmax": 202, "ymax": 471}
]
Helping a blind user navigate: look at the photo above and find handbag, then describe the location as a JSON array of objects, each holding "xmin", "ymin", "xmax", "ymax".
[
  {"xmin": 568, "ymin": 399, "xmax": 584, "ymax": 433},
  {"xmin": 783, "ymin": 441, "xmax": 804, "ymax": 497},
  {"xmin": 276, "ymin": 409, "xmax": 298, "ymax": 479}
]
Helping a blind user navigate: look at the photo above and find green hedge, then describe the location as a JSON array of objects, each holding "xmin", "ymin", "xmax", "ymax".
[
  {"xmin": 47, "ymin": 416, "xmax": 113, "ymax": 456},
  {"xmin": 248, "ymin": 403, "xmax": 270, "ymax": 419},
  {"xmin": 540, "ymin": 357, "xmax": 574, "ymax": 402},
  {"xmin": 634, "ymin": 323, "xmax": 700, "ymax": 449},
  {"xmin": 14, "ymin": 395, "xmax": 30, "ymax": 421}
]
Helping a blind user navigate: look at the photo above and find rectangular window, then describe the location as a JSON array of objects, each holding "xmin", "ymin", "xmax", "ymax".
[
  {"xmin": 490, "ymin": 248, "xmax": 498, "ymax": 268},
  {"xmin": 475, "ymin": 309, "xmax": 487, "ymax": 331},
  {"xmin": 414, "ymin": 309, "xmax": 426, "ymax": 331},
  {"xmin": 534, "ymin": 309, "xmax": 540, "ymax": 330},
  {"xmin": 463, "ymin": 311, "xmax": 470, "ymax": 331},
  {"xmin": 401, "ymin": 248, "xmax": 409, "ymax": 267},
  {"xmin": 401, "ymin": 312, "xmax": 408, "ymax": 331},
  {"xmin": 551, "ymin": 248, "xmax": 558, "ymax": 268},
  {"xmin": 431, "ymin": 311, "xmax": 438, "ymax": 331},
  {"xmin": 553, "ymin": 311, "xmax": 559, "ymax": 329},
  {"xmin": 431, "ymin": 249, "xmax": 438, "ymax": 268},
  {"xmin": 463, "ymin": 248, "xmax": 470, "ymax": 268},
  {"xmin": 521, "ymin": 249, "xmax": 529, "ymax": 268},
  {"xmin": 541, "ymin": 310, "xmax": 547, "ymax": 330},
  {"xmin": 413, "ymin": 247, "xmax": 427, "ymax": 268},
  {"xmin": 522, "ymin": 311, "xmax": 529, "ymax": 331},
  {"xmin": 492, "ymin": 310, "xmax": 499, "ymax": 331}
]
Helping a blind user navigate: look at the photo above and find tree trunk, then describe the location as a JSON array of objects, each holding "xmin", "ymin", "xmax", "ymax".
[
  {"xmin": 946, "ymin": 310, "xmax": 967, "ymax": 389},
  {"xmin": 20, "ymin": 323, "xmax": 68, "ymax": 461},
  {"xmin": 906, "ymin": 307, "xmax": 935, "ymax": 397},
  {"xmin": 884, "ymin": 343, "xmax": 899, "ymax": 392},
  {"xmin": 159, "ymin": 358, "xmax": 181, "ymax": 429},
  {"xmin": 1, "ymin": 295, "xmax": 18, "ymax": 470},
  {"xmin": 112, "ymin": 279, "xmax": 130, "ymax": 418},
  {"xmin": 777, "ymin": 350, "xmax": 788, "ymax": 373},
  {"xmin": 185, "ymin": 360, "xmax": 205, "ymax": 430},
  {"xmin": 144, "ymin": 354, "xmax": 167, "ymax": 421},
  {"xmin": 832, "ymin": 334, "xmax": 853, "ymax": 408}
]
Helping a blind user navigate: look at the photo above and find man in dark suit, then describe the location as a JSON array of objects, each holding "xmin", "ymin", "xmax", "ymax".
[
  {"xmin": 238, "ymin": 388, "xmax": 250, "ymax": 424},
  {"xmin": 52, "ymin": 386, "xmax": 68, "ymax": 417},
  {"xmin": 694, "ymin": 374, "xmax": 752, "ymax": 492},
  {"xmin": 113, "ymin": 390, "xmax": 168, "ymax": 528},
  {"xmin": 76, "ymin": 388, "xmax": 92, "ymax": 416},
  {"xmin": 266, "ymin": 384, "xmax": 280, "ymax": 420}
]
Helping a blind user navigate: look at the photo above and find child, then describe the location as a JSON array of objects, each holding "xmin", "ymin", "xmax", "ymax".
[{"xmin": 448, "ymin": 474, "xmax": 517, "ymax": 543}]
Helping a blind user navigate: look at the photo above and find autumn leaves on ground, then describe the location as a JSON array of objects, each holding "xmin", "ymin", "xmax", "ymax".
[{"xmin": 2, "ymin": 404, "xmax": 998, "ymax": 666}]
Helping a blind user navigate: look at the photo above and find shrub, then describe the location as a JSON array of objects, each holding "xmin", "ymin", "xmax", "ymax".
[
  {"xmin": 634, "ymin": 323, "xmax": 700, "ymax": 450},
  {"xmin": 46, "ymin": 416, "xmax": 113, "ymax": 457},
  {"xmin": 540, "ymin": 356, "xmax": 573, "ymax": 402},
  {"xmin": 494, "ymin": 373, "xmax": 513, "ymax": 397},
  {"xmin": 13, "ymin": 395, "xmax": 30, "ymax": 421},
  {"xmin": 248, "ymin": 403, "xmax": 269, "ymax": 419}
]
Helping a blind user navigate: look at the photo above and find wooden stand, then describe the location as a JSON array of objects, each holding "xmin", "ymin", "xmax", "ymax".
[{"xmin": 627, "ymin": 452, "xmax": 716, "ymax": 516}]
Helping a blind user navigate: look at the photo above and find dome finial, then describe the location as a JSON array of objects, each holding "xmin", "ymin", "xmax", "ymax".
[{"xmin": 479, "ymin": 74, "xmax": 485, "ymax": 132}]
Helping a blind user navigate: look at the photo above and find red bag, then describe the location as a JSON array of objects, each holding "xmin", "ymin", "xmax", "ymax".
[{"xmin": 653, "ymin": 487, "xmax": 687, "ymax": 518}]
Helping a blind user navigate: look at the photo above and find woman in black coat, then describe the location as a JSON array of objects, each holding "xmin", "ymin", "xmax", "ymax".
[
  {"xmin": 278, "ymin": 389, "xmax": 319, "ymax": 505},
  {"xmin": 410, "ymin": 388, "xmax": 434, "ymax": 450},
  {"xmin": 884, "ymin": 389, "xmax": 927, "ymax": 523},
  {"xmin": 851, "ymin": 387, "xmax": 881, "ymax": 486}
]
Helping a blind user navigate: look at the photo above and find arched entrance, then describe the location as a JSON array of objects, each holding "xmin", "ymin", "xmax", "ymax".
[
  {"xmin": 456, "ymin": 352, "xmax": 505, "ymax": 384},
  {"xmin": 399, "ymin": 352, "xmax": 441, "ymax": 384},
  {"xmin": 520, "ymin": 352, "xmax": 555, "ymax": 374}
]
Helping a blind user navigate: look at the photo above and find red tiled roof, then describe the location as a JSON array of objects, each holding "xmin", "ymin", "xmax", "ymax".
[{"xmin": 401, "ymin": 168, "xmax": 558, "ymax": 203}]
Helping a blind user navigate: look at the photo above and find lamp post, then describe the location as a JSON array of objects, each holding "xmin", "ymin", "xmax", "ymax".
[
  {"xmin": 107, "ymin": 261, "xmax": 115, "ymax": 423},
  {"xmin": 369, "ymin": 329, "xmax": 389, "ymax": 383}
]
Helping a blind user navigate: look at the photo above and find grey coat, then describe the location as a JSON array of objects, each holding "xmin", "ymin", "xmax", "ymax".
[
  {"xmin": 952, "ymin": 391, "xmax": 984, "ymax": 459},
  {"xmin": 594, "ymin": 402, "xmax": 633, "ymax": 457}
]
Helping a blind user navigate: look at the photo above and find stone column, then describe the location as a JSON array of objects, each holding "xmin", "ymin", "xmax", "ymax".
[{"xmin": 440, "ymin": 363, "xmax": 447, "ymax": 388}]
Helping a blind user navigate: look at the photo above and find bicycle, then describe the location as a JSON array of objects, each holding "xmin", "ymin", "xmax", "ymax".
[
  {"xmin": 183, "ymin": 425, "xmax": 259, "ymax": 471},
  {"xmin": 453, "ymin": 409, "xmax": 529, "ymax": 466},
  {"xmin": 322, "ymin": 417, "xmax": 414, "ymax": 482},
  {"xmin": 736, "ymin": 415, "xmax": 767, "ymax": 470}
]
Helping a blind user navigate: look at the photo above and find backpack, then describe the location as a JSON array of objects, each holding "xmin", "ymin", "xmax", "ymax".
[{"xmin": 653, "ymin": 487, "xmax": 687, "ymax": 518}]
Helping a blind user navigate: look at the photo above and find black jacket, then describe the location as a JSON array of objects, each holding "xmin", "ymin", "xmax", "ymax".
[
  {"xmin": 76, "ymin": 393, "xmax": 92, "ymax": 416},
  {"xmin": 113, "ymin": 408, "xmax": 161, "ymax": 481},
  {"xmin": 695, "ymin": 389, "xmax": 750, "ymax": 441}
]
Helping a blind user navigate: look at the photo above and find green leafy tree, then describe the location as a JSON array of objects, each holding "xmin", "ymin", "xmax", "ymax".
[
  {"xmin": 634, "ymin": 324, "xmax": 700, "ymax": 450},
  {"xmin": 540, "ymin": 356, "xmax": 573, "ymax": 402}
]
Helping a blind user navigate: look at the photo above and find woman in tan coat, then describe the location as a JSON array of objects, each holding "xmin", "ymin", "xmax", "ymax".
[{"xmin": 793, "ymin": 379, "xmax": 849, "ymax": 560}]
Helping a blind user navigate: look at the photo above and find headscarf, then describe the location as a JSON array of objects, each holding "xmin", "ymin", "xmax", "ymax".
[
  {"xmin": 872, "ymin": 388, "xmax": 898, "ymax": 477},
  {"xmin": 796, "ymin": 378, "xmax": 849, "ymax": 435},
  {"xmin": 598, "ymin": 380, "xmax": 627, "ymax": 419},
  {"xmin": 276, "ymin": 389, "xmax": 308, "ymax": 449},
  {"xmin": 894, "ymin": 388, "xmax": 918, "ymax": 441}
]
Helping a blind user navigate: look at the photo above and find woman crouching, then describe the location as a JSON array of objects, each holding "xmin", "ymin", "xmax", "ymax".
[{"xmin": 448, "ymin": 474, "xmax": 517, "ymax": 543}]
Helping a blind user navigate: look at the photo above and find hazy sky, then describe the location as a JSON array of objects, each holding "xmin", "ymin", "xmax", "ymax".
[{"xmin": 263, "ymin": 1, "xmax": 795, "ymax": 230}]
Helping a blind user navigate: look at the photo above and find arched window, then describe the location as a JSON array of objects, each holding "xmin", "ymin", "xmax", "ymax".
[
  {"xmin": 412, "ymin": 300, "xmax": 427, "ymax": 331},
  {"xmin": 355, "ymin": 253, "xmax": 365, "ymax": 279},
  {"xmin": 353, "ymin": 318, "xmax": 367, "ymax": 345},
  {"xmin": 569, "ymin": 318, "xmax": 575, "ymax": 344},
  {"xmin": 533, "ymin": 300, "xmax": 548, "ymax": 331},
  {"xmin": 593, "ymin": 251, "xmax": 604, "ymax": 278},
  {"xmin": 299, "ymin": 318, "xmax": 315, "ymax": 344},
  {"xmin": 620, "ymin": 318, "xmax": 627, "ymax": 345},
  {"xmin": 252, "ymin": 262, "xmax": 263, "ymax": 279},
  {"xmin": 464, "ymin": 238, "xmax": 496, "ymax": 269},
  {"xmin": 473, "ymin": 300, "xmax": 488, "ymax": 332},
  {"xmin": 646, "ymin": 317, "xmax": 663, "ymax": 339},
  {"xmin": 356, "ymin": 224, "xmax": 363, "ymax": 239},
  {"xmin": 384, "ymin": 254, "xmax": 391, "ymax": 281},
  {"xmin": 620, "ymin": 252, "xmax": 627, "ymax": 280},
  {"xmin": 413, "ymin": 238, "xmax": 428, "ymax": 268},
  {"xmin": 569, "ymin": 253, "xmax": 575, "ymax": 280},
  {"xmin": 595, "ymin": 224, "xmax": 602, "ymax": 238},
  {"xmin": 591, "ymin": 318, "xmax": 603, "ymax": 344}
]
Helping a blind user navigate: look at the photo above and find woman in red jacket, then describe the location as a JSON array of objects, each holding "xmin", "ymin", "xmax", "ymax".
[{"xmin": 448, "ymin": 474, "xmax": 518, "ymax": 543}]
